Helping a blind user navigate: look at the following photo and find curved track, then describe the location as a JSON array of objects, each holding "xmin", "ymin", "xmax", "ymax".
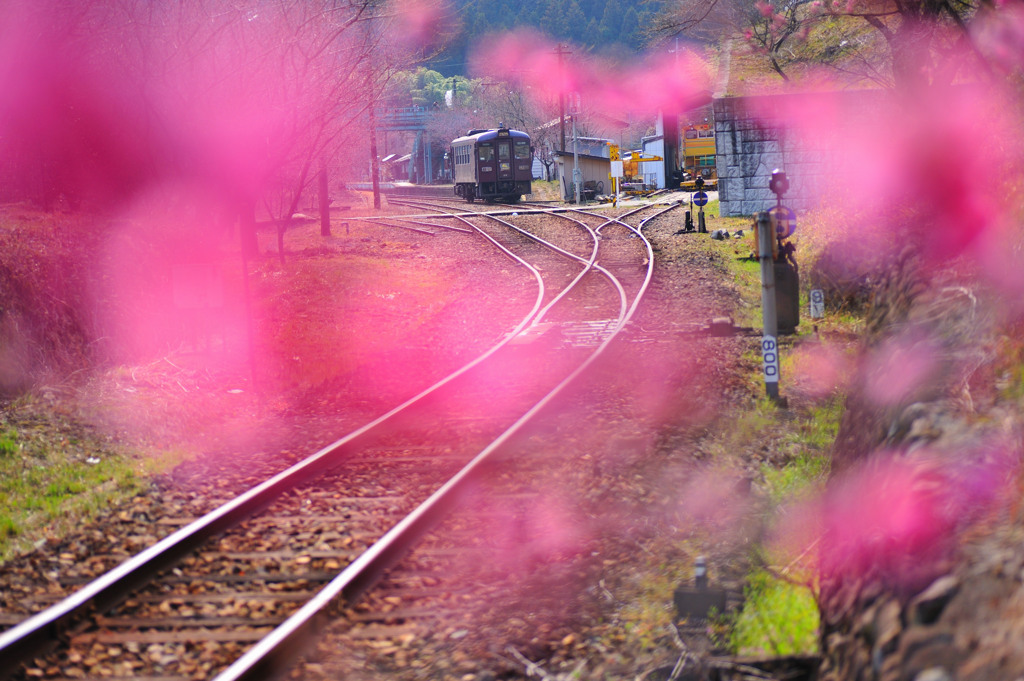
[{"xmin": 0, "ymin": 200, "xmax": 678, "ymax": 681}]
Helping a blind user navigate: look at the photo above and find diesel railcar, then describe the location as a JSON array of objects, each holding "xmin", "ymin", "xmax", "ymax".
[{"xmin": 450, "ymin": 126, "xmax": 532, "ymax": 203}]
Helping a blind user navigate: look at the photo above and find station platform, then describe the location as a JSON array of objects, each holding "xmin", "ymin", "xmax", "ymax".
[{"xmin": 347, "ymin": 182, "xmax": 454, "ymax": 198}]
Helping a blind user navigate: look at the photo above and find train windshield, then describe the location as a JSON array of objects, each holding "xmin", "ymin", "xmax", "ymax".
[
  {"xmin": 478, "ymin": 145, "xmax": 494, "ymax": 162},
  {"xmin": 514, "ymin": 140, "xmax": 530, "ymax": 160},
  {"xmin": 498, "ymin": 144, "xmax": 510, "ymax": 161}
]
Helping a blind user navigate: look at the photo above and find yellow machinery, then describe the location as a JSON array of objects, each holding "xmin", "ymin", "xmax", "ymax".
[
  {"xmin": 621, "ymin": 150, "xmax": 663, "ymax": 190},
  {"xmin": 682, "ymin": 124, "xmax": 717, "ymax": 189}
]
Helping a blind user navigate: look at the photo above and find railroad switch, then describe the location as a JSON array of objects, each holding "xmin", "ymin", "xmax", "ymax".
[{"xmin": 508, "ymin": 322, "xmax": 560, "ymax": 346}]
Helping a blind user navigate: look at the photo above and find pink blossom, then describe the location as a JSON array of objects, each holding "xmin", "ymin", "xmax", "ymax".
[
  {"xmin": 790, "ymin": 343, "xmax": 851, "ymax": 398},
  {"xmin": 862, "ymin": 335, "xmax": 938, "ymax": 407},
  {"xmin": 388, "ymin": 0, "xmax": 452, "ymax": 51},
  {"xmin": 675, "ymin": 468, "xmax": 751, "ymax": 531},
  {"xmin": 775, "ymin": 444, "xmax": 1019, "ymax": 593},
  {"xmin": 468, "ymin": 30, "xmax": 710, "ymax": 119}
]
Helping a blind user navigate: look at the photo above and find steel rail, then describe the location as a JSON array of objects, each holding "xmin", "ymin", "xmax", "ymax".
[
  {"xmin": 211, "ymin": 205, "xmax": 665, "ymax": 681},
  {"xmin": 0, "ymin": 199, "xmax": 669, "ymax": 680},
  {"xmin": 570, "ymin": 202, "xmax": 680, "ymax": 334},
  {"xmin": 390, "ymin": 198, "xmax": 630, "ymax": 327},
  {"xmin": 0, "ymin": 211, "xmax": 550, "ymax": 678},
  {"xmin": 385, "ymin": 197, "xmax": 574, "ymax": 221},
  {"xmin": 469, "ymin": 210, "xmax": 625, "ymax": 326},
  {"xmin": 360, "ymin": 217, "xmax": 437, "ymax": 235},
  {"xmin": 389, "ymin": 216, "xmax": 474, "ymax": 233}
]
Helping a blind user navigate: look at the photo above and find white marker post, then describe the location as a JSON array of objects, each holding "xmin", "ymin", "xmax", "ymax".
[
  {"xmin": 810, "ymin": 289, "xmax": 825, "ymax": 319},
  {"xmin": 757, "ymin": 211, "xmax": 780, "ymax": 401},
  {"xmin": 610, "ymin": 159, "xmax": 623, "ymax": 208}
]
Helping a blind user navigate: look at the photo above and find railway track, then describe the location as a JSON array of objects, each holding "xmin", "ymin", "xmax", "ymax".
[
  {"xmin": 288, "ymin": 198, "xmax": 686, "ymax": 679},
  {"xmin": 0, "ymin": 201, "xmax": 678, "ymax": 681},
  {"xmin": 388, "ymin": 198, "xmax": 680, "ymax": 345}
]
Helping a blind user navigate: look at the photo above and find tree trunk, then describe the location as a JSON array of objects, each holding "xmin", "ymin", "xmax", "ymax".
[
  {"xmin": 369, "ymin": 106, "xmax": 381, "ymax": 209},
  {"xmin": 240, "ymin": 200, "xmax": 258, "ymax": 258},
  {"xmin": 769, "ymin": 53, "xmax": 791, "ymax": 82},
  {"xmin": 277, "ymin": 223, "xmax": 287, "ymax": 266},
  {"xmin": 318, "ymin": 165, "xmax": 330, "ymax": 237},
  {"xmin": 276, "ymin": 157, "xmax": 313, "ymax": 265}
]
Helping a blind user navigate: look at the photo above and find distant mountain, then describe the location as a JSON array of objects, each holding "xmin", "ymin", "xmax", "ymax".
[{"xmin": 429, "ymin": 0, "xmax": 667, "ymax": 75}]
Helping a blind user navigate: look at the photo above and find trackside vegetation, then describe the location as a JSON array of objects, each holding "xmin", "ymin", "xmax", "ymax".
[{"xmin": 701, "ymin": 204, "xmax": 856, "ymax": 657}]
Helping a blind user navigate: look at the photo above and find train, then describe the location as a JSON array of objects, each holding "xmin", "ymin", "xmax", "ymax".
[{"xmin": 450, "ymin": 126, "xmax": 532, "ymax": 203}]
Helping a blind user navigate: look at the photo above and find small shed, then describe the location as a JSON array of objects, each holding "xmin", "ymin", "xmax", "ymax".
[
  {"xmin": 554, "ymin": 151, "xmax": 612, "ymax": 201},
  {"xmin": 381, "ymin": 153, "xmax": 410, "ymax": 181}
]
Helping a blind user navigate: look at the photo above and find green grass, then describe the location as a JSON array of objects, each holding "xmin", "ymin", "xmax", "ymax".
[
  {"xmin": 684, "ymin": 220, "xmax": 855, "ymax": 657},
  {"xmin": 0, "ymin": 428, "xmax": 18, "ymax": 456},
  {"xmin": 729, "ymin": 570, "xmax": 819, "ymax": 656},
  {"xmin": 761, "ymin": 449, "xmax": 831, "ymax": 507},
  {"xmin": 0, "ymin": 405, "xmax": 154, "ymax": 561},
  {"xmin": 718, "ymin": 400, "xmax": 838, "ymax": 657}
]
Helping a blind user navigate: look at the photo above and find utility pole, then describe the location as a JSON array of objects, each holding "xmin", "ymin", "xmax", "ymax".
[
  {"xmin": 318, "ymin": 163, "xmax": 330, "ymax": 237},
  {"xmin": 554, "ymin": 44, "xmax": 570, "ymax": 153},
  {"xmin": 363, "ymin": 22, "xmax": 381, "ymax": 210},
  {"xmin": 571, "ymin": 93, "xmax": 581, "ymax": 204},
  {"xmin": 369, "ymin": 104, "xmax": 381, "ymax": 209},
  {"xmin": 757, "ymin": 211, "xmax": 780, "ymax": 401}
]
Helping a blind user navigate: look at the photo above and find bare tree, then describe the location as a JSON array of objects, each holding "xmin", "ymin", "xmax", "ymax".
[
  {"xmin": 475, "ymin": 80, "xmax": 568, "ymax": 182},
  {"xmin": 653, "ymin": 0, "xmax": 1005, "ymax": 90},
  {"xmin": 79, "ymin": 0, "xmax": 451, "ymax": 260}
]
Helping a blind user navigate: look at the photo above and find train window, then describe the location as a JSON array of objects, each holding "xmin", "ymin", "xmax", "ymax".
[
  {"xmin": 478, "ymin": 145, "xmax": 493, "ymax": 162},
  {"xmin": 514, "ymin": 140, "xmax": 530, "ymax": 159},
  {"xmin": 498, "ymin": 144, "xmax": 510, "ymax": 160}
]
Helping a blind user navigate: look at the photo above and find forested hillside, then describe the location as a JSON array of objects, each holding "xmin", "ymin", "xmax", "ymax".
[{"xmin": 431, "ymin": 0, "xmax": 668, "ymax": 74}]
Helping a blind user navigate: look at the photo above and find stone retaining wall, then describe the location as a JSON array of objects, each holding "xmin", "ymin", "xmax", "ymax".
[{"xmin": 713, "ymin": 90, "xmax": 892, "ymax": 217}]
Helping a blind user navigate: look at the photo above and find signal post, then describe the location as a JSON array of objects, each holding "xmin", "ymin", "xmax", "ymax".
[{"xmin": 609, "ymin": 143, "xmax": 622, "ymax": 207}]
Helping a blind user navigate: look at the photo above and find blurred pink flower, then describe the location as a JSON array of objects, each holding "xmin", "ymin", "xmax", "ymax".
[
  {"xmin": 468, "ymin": 29, "xmax": 710, "ymax": 119},
  {"xmin": 862, "ymin": 334, "xmax": 938, "ymax": 407},
  {"xmin": 973, "ymin": 3, "xmax": 1024, "ymax": 72},
  {"xmin": 790, "ymin": 343, "xmax": 851, "ymax": 398},
  {"xmin": 677, "ymin": 468, "xmax": 751, "ymax": 531},
  {"xmin": 388, "ymin": 0, "xmax": 451, "ymax": 51},
  {"xmin": 775, "ymin": 443, "xmax": 1019, "ymax": 592}
]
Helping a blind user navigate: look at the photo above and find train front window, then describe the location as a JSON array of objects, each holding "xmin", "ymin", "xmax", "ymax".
[
  {"xmin": 514, "ymin": 140, "xmax": 530, "ymax": 160},
  {"xmin": 478, "ymin": 145, "xmax": 493, "ymax": 162},
  {"xmin": 498, "ymin": 144, "xmax": 510, "ymax": 161}
]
